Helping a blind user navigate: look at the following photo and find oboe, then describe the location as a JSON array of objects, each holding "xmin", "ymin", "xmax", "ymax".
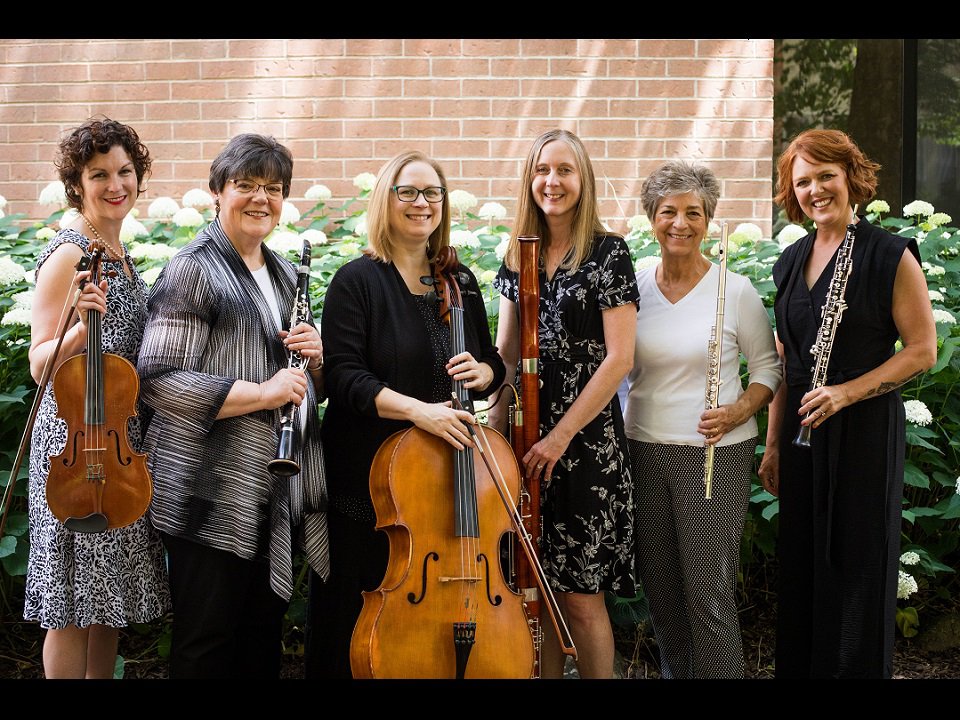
[
  {"xmin": 703, "ymin": 222, "xmax": 728, "ymax": 500},
  {"xmin": 268, "ymin": 237, "xmax": 312, "ymax": 477},
  {"xmin": 793, "ymin": 206, "xmax": 858, "ymax": 448}
]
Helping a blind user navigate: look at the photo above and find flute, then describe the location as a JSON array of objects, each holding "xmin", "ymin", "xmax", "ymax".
[{"xmin": 703, "ymin": 222, "xmax": 729, "ymax": 500}]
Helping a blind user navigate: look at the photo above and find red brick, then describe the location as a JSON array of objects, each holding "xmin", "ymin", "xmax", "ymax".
[
  {"xmin": 228, "ymin": 40, "xmax": 288, "ymax": 58},
  {"xmin": 346, "ymin": 39, "xmax": 402, "ymax": 56},
  {"xmin": 463, "ymin": 79, "xmax": 520, "ymax": 98},
  {"xmin": 518, "ymin": 40, "xmax": 577, "ymax": 56},
  {"xmin": 148, "ymin": 62, "xmax": 202, "ymax": 81},
  {"xmin": 314, "ymin": 58, "xmax": 373, "ymax": 77},
  {"xmin": 343, "ymin": 119, "xmax": 403, "ymax": 139},
  {"xmin": 286, "ymin": 120, "xmax": 343, "ymax": 139},
  {"xmin": 59, "ymin": 41, "xmax": 117, "ymax": 62},
  {"xmin": 315, "ymin": 139, "xmax": 373, "ymax": 159},
  {"xmin": 549, "ymin": 97, "xmax": 609, "ymax": 118},
  {"xmin": 698, "ymin": 39, "xmax": 753, "ymax": 58},
  {"xmin": 609, "ymin": 98, "xmax": 667, "ymax": 118},
  {"xmin": 373, "ymin": 98, "xmax": 432, "ymax": 118},
  {"xmin": 372, "ymin": 58, "xmax": 430, "ymax": 77},
  {"xmin": 608, "ymin": 59, "xmax": 668, "ymax": 77},
  {"xmin": 491, "ymin": 58, "xmax": 550, "ymax": 76},
  {"xmin": 433, "ymin": 139, "xmax": 490, "ymax": 158},
  {"xmin": 170, "ymin": 40, "xmax": 230, "ymax": 60},
  {"xmin": 668, "ymin": 58, "xmax": 722, "ymax": 77},
  {"xmin": 368, "ymin": 141, "xmax": 415, "ymax": 162},
  {"xmin": 723, "ymin": 59, "xmax": 774, "ymax": 78},
  {"xmin": 578, "ymin": 39, "xmax": 638, "ymax": 57},
  {"xmin": 723, "ymin": 179, "xmax": 770, "ymax": 198},
  {"xmin": 549, "ymin": 58, "xmax": 606, "ymax": 77},
  {"xmin": 227, "ymin": 78, "xmax": 284, "ymax": 98},
  {"xmin": 518, "ymin": 78, "xmax": 578, "ymax": 97},
  {"xmin": 404, "ymin": 39, "xmax": 462, "ymax": 56},
  {"xmin": 0, "ymin": 63, "xmax": 37, "ymax": 84},
  {"xmin": 284, "ymin": 77, "xmax": 344, "ymax": 98},
  {"xmin": 464, "ymin": 39, "xmax": 520, "ymax": 56},
  {"xmin": 314, "ymin": 98, "xmax": 373, "ymax": 119},
  {"xmin": 697, "ymin": 79, "xmax": 757, "ymax": 98},
  {"xmin": 403, "ymin": 119, "xmax": 460, "ymax": 138},
  {"xmin": 113, "ymin": 41, "xmax": 172, "ymax": 62},
  {"xmin": 404, "ymin": 78, "xmax": 458, "ymax": 98},
  {"xmin": 199, "ymin": 101, "xmax": 255, "ymax": 120},
  {"xmin": 4, "ymin": 83, "xmax": 57, "ymax": 103},
  {"xmin": 432, "ymin": 58, "xmax": 490, "ymax": 77},
  {"xmin": 637, "ymin": 40, "xmax": 695, "ymax": 57},
  {"xmin": 491, "ymin": 99, "xmax": 548, "ymax": 118},
  {"xmin": 90, "ymin": 63, "xmax": 146, "ymax": 82},
  {"xmin": 461, "ymin": 159, "xmax": 525, "ymax": 178},
  {"xmin": 120, "ymin": 83, "xmax": 171, "ymax": 102},
  {"xmin": 637, "ymin": 119, "xmax": 696, "ymax": 139},
  {"xmin": 665, "ymin": 138, "xmax": 725, "ymax": 157},
  {"xmin": 35, "ymin": 63, "xmax": 87, "ymax": 83},
  {"xmin": 580, "ymin": 119, "xmax": 638, "ymax": 137},
  {"xmin": 722, "ymin": 98, "xmax": 774, "ymax": 119},
  {"xmin": 288, "ymin": 39, "xmax": 344, "ymax": 57},
  {"xmin": 345, "ymin": 78, "xmax": 403, "ymax": 97},
  {"xmin": 253, "ymin": 59, "xmax": 315, "ymax": 78},
  {"xmin": 172, "ymin": 121, "xmax": 229, "ymax": 141},
  {"xmin": 10, "ymin": 161, "xmax": 51, "ymax": 181},
  {"xmin": 592, "ymin": 158, "xmax": 640, "ymax": 178},
  {"xmin": 4, "ymin": 40, "xmax": 60, "ymax": 63},
  {"xmin": 608, "ymin": 139, "xmax": 667, "ymax": 158},
  {"xmin": 445, "ymin": 98, "xmax": 492, "ymax": 116}
]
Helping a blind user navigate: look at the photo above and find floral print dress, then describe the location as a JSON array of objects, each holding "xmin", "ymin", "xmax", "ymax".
[
  {"xmin": 495, "ymin": 234, "xmax": 638, "ymax": 596},
  {"xmin": 23, "ymin": 230, "xmax": 170, "ymax": 629}
]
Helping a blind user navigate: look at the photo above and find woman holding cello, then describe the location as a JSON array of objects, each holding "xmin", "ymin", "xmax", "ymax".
[
  {"xmin": 305, "ymin": 151, "xmax": 508, "ymax": 678},
  {"xmin": 23, "ymin": 117, "xmax": 169, "ymax": 679}
]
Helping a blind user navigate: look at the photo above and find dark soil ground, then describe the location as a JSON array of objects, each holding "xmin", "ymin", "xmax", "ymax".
[{"xmin": 3, "ymin": 583, "xmax": 958, "ymax": 680}]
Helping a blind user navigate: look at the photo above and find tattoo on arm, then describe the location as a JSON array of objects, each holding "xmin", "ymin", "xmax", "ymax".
[{"xmin": 863, "ymin": 369, "xmax": 924, "ymax": 398}]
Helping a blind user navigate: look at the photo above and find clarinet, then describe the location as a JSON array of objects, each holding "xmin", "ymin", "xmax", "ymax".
[
  {"xmin": 268, "ymin": 237, "xmax": 313, "ymax": 477},
  {"xmin": 793, "ymin": 206, "xmax": 859, "ymax": 448},
  {"xmin": 703, "ymin": 222, "xmax": 728, "ymax": 500}
]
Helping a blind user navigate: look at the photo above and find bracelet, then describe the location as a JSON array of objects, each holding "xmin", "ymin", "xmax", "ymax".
[{"xmin": 307, "ymin": 357, "xmax": 324, "ymax": 371}]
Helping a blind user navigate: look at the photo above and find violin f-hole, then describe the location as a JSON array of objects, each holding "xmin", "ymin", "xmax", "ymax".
[
  {"xmin": 61, "ymin": 431, "xmax": 84, "ymax": 468},
  {"xmin": 107, "ymin": 428, "xmax": 133, "ymax": 466}
]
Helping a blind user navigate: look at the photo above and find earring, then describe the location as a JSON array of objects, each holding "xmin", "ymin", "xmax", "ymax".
[{"xmin": 215, "ymin": 198, "xmax": 220, "ymax": 216}]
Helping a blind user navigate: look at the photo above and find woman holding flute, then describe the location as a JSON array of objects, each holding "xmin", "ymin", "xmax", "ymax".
[{"xmin": 623, "ymin": 160, "xmax": 780, "ymax": 678}]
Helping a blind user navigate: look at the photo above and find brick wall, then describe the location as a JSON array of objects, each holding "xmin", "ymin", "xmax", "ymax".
[{"xmin": 0, "ymin": 39, "xmax": 774, "ymax": 234}]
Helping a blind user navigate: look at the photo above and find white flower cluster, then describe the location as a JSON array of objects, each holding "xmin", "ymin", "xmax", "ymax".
[
  {"xmin": 635, "ymin": 255, "xmax": 661, "ymax": 271},
  {"xmin": 627, "ymin": 214, "xmax": 651, "ymax": 233},
  {"xmin": 266, "ymin": 231, "xmax": 302, "ymax": 254},
  {"xmin": 922, "ymin": 262, "xmax": 946, "ymax": 277},
  {"xmin": 777, "ymin": 224, "xmax": 807, "ymax": 247},
  {"xmin": 732, "ymin": 222, "xmax": 763, "ymax": 243},
  {"xmin": 39, "ymin": 181, "xmax": 67, "ymax": 206},
  {"xmin": 477, "ymin": 202, "xmax": 507, "ymax": 221},
  {"xmin": 305, "ymin": 184, "xmax": 332, "ymax": 202},
  {"xmin": 494, "ymin": 238, "xmax": 510, "ymax": 261},
  {"xmin": 58, "ymin": 208, "xmax": 79, "ymax": 230},
  {"xmin": 1, "ymin": 288, "xmax": 32, "ymax": 326},
  {"xmin": 173, "ymin": 207, "xmax": 205, "ymax": 228},
  {"xmin": 956, "ymin": 476, "xmax": 960, "ymax": 496},
  {"xmin": 0, "ymin": 255, "xmax": 27, "ymax": 285},
  {"xmin": 903, "ymin": 399, "xmax": 933, "ymax": 426},
  {"xmin": 337, "ymin": 241, "xmax": 360, "ymax": 257},
  {"xmin": 353, "ymin": 173, "xmax": 376, "ymax": 192},
  {"xmin": 450, "ymin": 230, "xmax": 480, "ymax": 249},
  {"xmin": 929, "ymin": 290, "xmax": 944, "ymax": 303},
  {"xmin": 866, "ymin": 200, "xmax": 890, "ymax": 214},
  {"xmin": 900, "ymin": 551, "xmax": 920, "ymax": 566},
  {"xmin": 927, "ymin": 212, "xmax": 952, "ymax": 228},
  {"xmin": 148, "ymin": 197, "xmax": 181, "ymax": 220},
  {"xmin": 897, "ymin": 570, "xmax": 918, "ymax": 600},
  {"xmin": 140, "ymin": 267, "xmax": 163, "ymax": 286},
  {"xmin": 120, "ymin": 215, "xmax": 149, "ymax": 244},
  {"xmin": 0, "ymin": 194, "xmax": 6, "ymax": 210},
  {"xmin": 479, "ymin": 269, "xmax": 497, "ymax": 285},
  {"xmin": 129, "ymin": 242, "xmax": 178, "ymax": 261},
  {"xmin": 36, "ymin": 227, "xmax": 56, "ymax": 241},
  {"xmin": 932, "ymin": 309, "xmax": 956, "ymax": 325},
  {"xmin": 354, "ymin": 214, "xmax": 368, "ymax": 237},
  {"xmin": 279, "ymin": 202, "xmax": 301, "ymax": 226},
  {"xmin": 903, "ymin": 200, "xmax": 935, "ymax": 218},
  {"xmin": 182, "ymin": 188, "xmax": 214, "ymax": 209},
  {"xmin": 301, "ymin": 229, "xmax": 328, "ymax": 246},
  {"xmin": 448, "ymin": 190, "xmax": 478, "ymax": 212}
]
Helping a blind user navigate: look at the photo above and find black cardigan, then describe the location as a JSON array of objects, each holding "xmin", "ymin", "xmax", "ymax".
[{"xmin": 320, "ymin": 254, "xmax": 505, "ymax": 512}]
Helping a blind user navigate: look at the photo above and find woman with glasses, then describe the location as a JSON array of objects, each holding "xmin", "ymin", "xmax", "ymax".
[
  {"xmin": 304, "ymin": 150, "xmax": 505, "ymax": 678},
  {"xmin": 137, "ymin": 133, "xmax": 329, "ymax": 678},
  {"xmin": 488, "ymin": 129, "xmax": 638, "ymax": 678}
]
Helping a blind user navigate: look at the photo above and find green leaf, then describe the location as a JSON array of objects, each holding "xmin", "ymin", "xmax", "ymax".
[
  {"xmin": 0, "ymin": 533, "xmax": 15, "ymax": 559},
  {"xmin": 113, "ymin": 655, "xmax": 125, "ymax": 680},
  {"xmin": 930, "ymin": 337, "xmax": 958, "ymax": 374},
  {"xmin": 903, "ymin": 463, "xmax": 931, "ymax": 489},
  {"xmin": 761, "ymin": 499, "xmax": 780, "ymax": 521},
  {"xmin": 896, "ymin": 606, "xmax": 919, "ymax": 637}
]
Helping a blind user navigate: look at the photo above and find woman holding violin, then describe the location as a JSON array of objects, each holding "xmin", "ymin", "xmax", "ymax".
[
  {"xmin": 137, "ymin": 133, "xmax": 328, "ymax": 678},
  {"xmin": 23, "ymin": 117, "xmax": 170, "ymax": 679},
  {"xmin": 305, "ymin": 150, "xmax": 506, "ymax": 678},
  {"xmin": 490, "ymin": 129, "xmax": 638, "ymax": 679}
]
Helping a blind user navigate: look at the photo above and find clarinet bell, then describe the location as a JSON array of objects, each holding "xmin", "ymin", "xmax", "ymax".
[{"xmin": 268, "ymin": 420, "xmax": 301, "ymax": 477}]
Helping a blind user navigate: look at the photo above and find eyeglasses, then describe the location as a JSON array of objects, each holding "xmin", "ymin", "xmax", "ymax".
[
  {"xmin": 392, "ymin": 185, "xmax": 446, "ymax": 203},
  {"xmin": 229, "ymin": 179, "xmax": 284, "ymax": 199}
]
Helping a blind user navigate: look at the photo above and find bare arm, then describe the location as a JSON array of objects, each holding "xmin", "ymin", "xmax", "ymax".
[
  {"xmin": 374, "ymin": 387, "xmax": 476, "ymax": 450},
  {"xmin": 758, "ymin": 334, "xmax": 786, "ymax": 497},
  {"xmin": 523, "ymin": 302, "xmax": 636, "ymax": 481},
  {"xmin": 486, "ymin": 295, "xmax": 520, "ymax": 435}
]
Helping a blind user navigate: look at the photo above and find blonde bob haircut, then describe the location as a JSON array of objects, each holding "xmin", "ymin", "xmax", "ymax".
[
  {"xmin": 364, "ymin": 151, "xmax": 451, "ymax": 263},
  {"xmin": 775, "ymin": 128, "xmax": 880, "ymax": 224},
  {"xmin": 503, "ymin": 129, "xmax": 614, "ymax": 273}
]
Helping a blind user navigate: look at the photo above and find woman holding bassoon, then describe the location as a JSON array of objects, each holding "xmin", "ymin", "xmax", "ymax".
[
  {"xmin": 137, "ymin": 133, "xmax": 328, "ymax": 678},
  {"xmin": 623, "ymin": 160, "xmax": 780, "ymax": 678},
  {"xmin": 490, "ymin": 129, "xmax": 638, "ymax": 679},
  {"xmin": 758, "ymin": 129, "xmax": 936, "ymax": 678}
]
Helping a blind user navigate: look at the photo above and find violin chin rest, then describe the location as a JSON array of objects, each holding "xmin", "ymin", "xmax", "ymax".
[{"xmin": 64, "ymin": 513, "xmax": 109, "ymax": 534}]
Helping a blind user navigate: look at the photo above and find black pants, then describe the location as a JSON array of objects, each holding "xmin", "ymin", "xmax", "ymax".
[
  {"xmin": 304, "ymin": 510, "xmax": 388, "ymax": 678},
  {"xmin": 162, "ymin": 533, "xmax": 289, "ymax": 679}
]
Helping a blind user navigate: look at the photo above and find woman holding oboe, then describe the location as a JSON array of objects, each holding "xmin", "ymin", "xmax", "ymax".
[
  {"xmin": 758, "ymin": 129, "xmax": 936, "ymax": 678},
  {"xmin": 623, "ymin": 160, "xmax": 780, "ymax": 678},
  {"xmin": 138, "ymin": 133, "xmax": 329, "ymax": 678}
]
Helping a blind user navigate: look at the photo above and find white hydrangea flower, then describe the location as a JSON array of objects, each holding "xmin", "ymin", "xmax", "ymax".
[
  {"xmin": 12, "ymin": 290, "xmax": 34, "ymax": 311},
  {"xmin": 932, "ymin": 309, "xmax": 956, "ymax": 325},
  {"xmin": 182, "ymin": 188, "xmax": 214, "ymax": 209},
  {"xmin": 304, "ymin": 184, "xmax": 332, "ymax": 202},
  {"xmin": 956, "ymin": 476, "xmax": 960, "ymax": 496},
  {"xmin": 777, "ymin": 223, "xmax": 808, "ymax": 247},
  {"xmin": 301, "ymin": 228, "xmax": 328, "ymax": 246},
  {"xmin": 0, "ymin": 209, "xmax": 4, "ymax": 219},
  {"xmin": 0, "ymin": 194, "xmax": 6, "ymax": 209},
  {"xmin": 477, "ymin": 202, "xmax": 507, "ymax": 221},
  {"xmin": 58, "ymin": 208, "xmax": 79, "ymax": 230},
  {"xmin": 927, "ymin": 212, "xmax": 952, "ymax": 228},
  {"xmin": 479, "ymin": 269, "xmax": 497, "ymax": 285},
  {"xmin": 627, "ymin": 214, "xmax": 651, "ymax": 232},
  {"xmin": 1, "ymin": 307, "xmax": 31, "ymax": 326},
  {"xmin": 36, "ymin": 227, "xmax": 56, "ymax": 241},
  {"xmin": 903, "ymin": 200, "xmax": 935, "ymax": 218},
  {"xmin": 279, "ymin": 202, "xmax": 300, "ymax": 226},
  {"xmin": 733, "ymin": 222, "xmax": 763, "ymax": 243},
  {"xmin": 148, "ymin": 197, "xmax": 180, "ymax": 220},
  {"xmin": 900, "ymin": 551, "xmax": 921, "ymax": 566},
  {"xmin": 448, "ymin": 190, "xmax": 478, "ymax": 212},
  {"xmin": 897, "ymin": 570, "xmax": 918, "ymax": 600},
  {"xmin": 354, "ymin": 214, "xmax": 368, "ymax": 237},
  {"xmin": 929, "ymin": 290, "xmax": 944, "ymax": 303},
  {"xmin": 494, "ymin": 238, "xmax": 510, "ymax": 261},
  {"xmin": 266, "ymin": 231, "xmax": 302, "ymax": 254},
  {"xmin": 172, "ymin": 207, "xmax": 205, "ymax": 228},
  {"xmin": 39, "ymin": 180, "xmax": 67, "ymax": 206},
  {"xmin": 140, "ymin": 267, "xmax": 163, "ymax": 286},
  {"xmin": 903, "ymin": 399, "xmax": 933, "ymax": 426},
  {"xmin": 635, "ymin": 255, "xmax": 661, "ymax": 271},
  {"xmin": 707, "ymin": 221, "xmax": 722, "ymax": 237},
  {"xmin": 129, "ymin": 242, "xmax": 177, "ymax": 261},
  {"xmin": 0, "ymin": 256, "xmax": 27, "ymax": 286},
  {"xmin": 24, "ymin": 269, "xmax": 35, "ymax": 285},
  {"xmin": 922, "ymin": 262, "xmax": 946, "ymax": 277},
  {"xmin": 352, "ymin": 173, "xmax": 376, "ymax": 192},
  {"xmin": 120, "ymin": 215, "xmax": 149, "ymax": 244},
  {"xmin": 942, "ymin": 232, "xmax": 952, "ymax": 240},
  {"xmin": 450, "ymin": 230, "xmax": 480, "ymax": 249},
  {"xmin": 866, "ymin": 200, "xmax": 890, "ymax": 214},
  {"xmin": 337, "ymin": 241, "xmax": 360, "ymax": 257},
  {"xmin": 916, "ymin": 230, "xmax": 927, "ymax": 243}
]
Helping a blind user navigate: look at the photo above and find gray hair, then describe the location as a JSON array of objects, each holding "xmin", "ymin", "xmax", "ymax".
[
  {"xmin": 640, "ymin": 160, "xmax": 720, "ymax": 220},
  {"xmin": 208, "ymin": 133, "xmax": 293, "ymax": 198}
]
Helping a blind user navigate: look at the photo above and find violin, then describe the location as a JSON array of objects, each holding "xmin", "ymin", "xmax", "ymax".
[
  {"xmin": 350, "ymin": 247, "xmax": 536, "ymax": 679},
  {"xmin": 45, "ymin": 242, "xmax": 153, "ymax": 532}
]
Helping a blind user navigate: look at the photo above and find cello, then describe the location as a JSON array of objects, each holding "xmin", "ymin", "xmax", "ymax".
[
  {"xmin": 45, "ymin": 241, "xmax": 153, "ymax": 532},
  {"xmin": 350, "ymin": 247, "xmax": 537, "ymax": 679}
]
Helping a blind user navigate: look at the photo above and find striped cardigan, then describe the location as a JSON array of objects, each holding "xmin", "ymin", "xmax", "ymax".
[{"xmin": 137, "ymin": 218, "xmax": 328, "ymax": 600}]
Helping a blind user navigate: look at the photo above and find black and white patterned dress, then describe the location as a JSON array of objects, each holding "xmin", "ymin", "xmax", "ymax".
[
  {"xmin": 495, "ymin": 234, "xmax": 638, "ymax": 596},
  {"xmin": 23, "ymin": 229, "xmax": 170, "ymax": 630}
]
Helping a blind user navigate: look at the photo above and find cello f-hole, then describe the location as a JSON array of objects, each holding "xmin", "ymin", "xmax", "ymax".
[
  {"xmin": 61, "ymin": 432, "xmax": 83, "ymax": 468},
  {"xmin": 478, "ymin": 554, "xmax": 503, "ymax": 606},
  {"xmin": 406, "ymin": 551, "xmax": 439, "ymax": 605}
]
